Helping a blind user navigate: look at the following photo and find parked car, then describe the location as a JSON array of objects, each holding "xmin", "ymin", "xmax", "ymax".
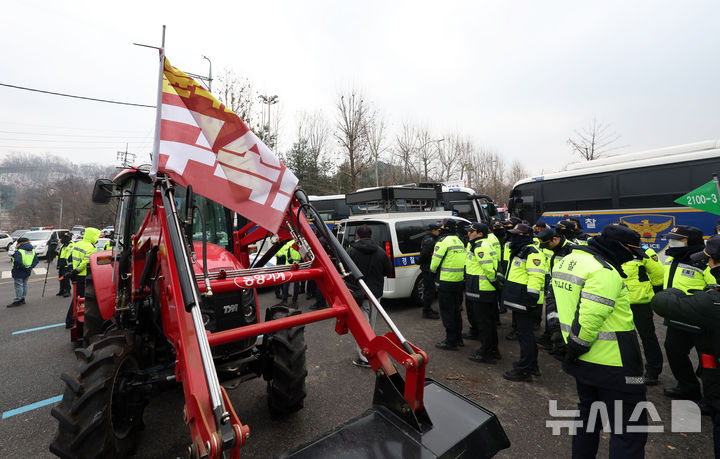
[
  {"xmin": 10, "ymin": 229, "xmax": 29, "ymax": 242},
  {"xmin": 8, "ymin": 229, "xmax": 69, "ymax": 258},
  {"xmin": 70, "ymin": 230, "xmax": 84, "ymax": 242},
  {"xmin": 95, "ymin": 238, "xmax": 111, "ymax": 250},
  {"xmin": 0, "ymin": 232, "xmax": 12, "ymax": 250}
]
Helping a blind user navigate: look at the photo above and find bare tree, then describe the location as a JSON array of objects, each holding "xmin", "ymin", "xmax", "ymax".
[
  {"xmin": 215, "ymin": 68, "xmax": 257, "ymax": 128},
  {"xmin": 567, "ymin": 117, "xmax": 620, "ymax": 161},
  {"xmin": 414, "ymin": 127, "xmax": 439, "ymax": 182},
  {"xmin": 335, "ymin": 90, "xmax": 371, "ymax": 191},
  {"xmin": 394, "ymin": 121, "xmax": 417, "ymax": 183},
  {"xmin": 363, "ymin": 111, "xmax": 389, "ymax": 187},
  {"xmin": 435, "ymin": 134, "xmax": 466, "ymax": 181}
]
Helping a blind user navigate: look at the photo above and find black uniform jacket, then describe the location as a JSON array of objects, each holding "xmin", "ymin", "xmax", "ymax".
[{"xmin": 651, "ymin": 287, "xmax": 720, "ymax": 408}]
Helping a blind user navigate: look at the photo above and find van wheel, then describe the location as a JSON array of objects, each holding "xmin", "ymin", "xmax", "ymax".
[{"xmin": 411, "ymin": 274, "xmax": 424, "ymax": 306}]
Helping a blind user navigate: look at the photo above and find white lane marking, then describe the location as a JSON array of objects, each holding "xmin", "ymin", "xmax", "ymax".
[{"xmin": 1, "ymin": 267, "xmax": 48, "ymax": 278}]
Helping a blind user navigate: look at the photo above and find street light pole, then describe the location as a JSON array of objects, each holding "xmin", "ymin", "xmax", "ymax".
[
  {"xmin": 258, "ymin": 94, "xmax": 279, "ymax": 148},
  {"xmin": 58, "ymin": 197, "xmax": 63, "ymax": 229},
  {"xmin": 202, "ymin": 55, "xmax": 212, "ymax": 92}
]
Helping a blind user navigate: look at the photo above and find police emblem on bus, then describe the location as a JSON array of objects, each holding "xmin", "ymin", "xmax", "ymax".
[{"xmin": 620, "ymin": 215, "xmax": 675, "ymax": 244}]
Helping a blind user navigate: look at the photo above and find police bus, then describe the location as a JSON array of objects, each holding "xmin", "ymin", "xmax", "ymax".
[
  {"xmin": 508, "ymin": 140, "xmax": 720, "ymax": 252},
  {"xmin": 308, "ymin": 194, "xmax": 350, "ymax": 232}
]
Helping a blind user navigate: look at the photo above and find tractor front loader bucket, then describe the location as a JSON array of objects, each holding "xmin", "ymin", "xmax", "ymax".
[{"xmin": 283, "ymin": 374, "xmax": 509, "ymax": 459}]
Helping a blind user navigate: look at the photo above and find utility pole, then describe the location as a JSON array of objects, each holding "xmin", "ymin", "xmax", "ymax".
[
  {"xmin": 117, "ymin": 144, "xmax": 136, "ymax": 167},
  {"xmin": 58, "ymin": 197, "xmax": 63, "ymax": 229}
]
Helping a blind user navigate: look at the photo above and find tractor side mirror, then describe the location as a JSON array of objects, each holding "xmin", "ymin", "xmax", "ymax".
[{"xmin": 92, "ymin": 179, "xmax": 114, "ymax": 204}]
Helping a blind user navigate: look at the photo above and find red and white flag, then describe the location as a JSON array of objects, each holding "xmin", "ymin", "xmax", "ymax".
[{"xmin": 150, "ymin": 58, "xmax": 297, "ymax": 233}]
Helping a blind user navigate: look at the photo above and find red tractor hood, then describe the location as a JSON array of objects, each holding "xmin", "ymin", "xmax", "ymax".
[{"xmin": 190, "ymin": 242, "xmax": 244, "ymax": 275}]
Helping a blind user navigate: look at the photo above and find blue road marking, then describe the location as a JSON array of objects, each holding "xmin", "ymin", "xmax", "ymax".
[
  {"xmin": 2, "ymin": 395, "xmax": 62, "ymax": 419},
  {"xmin": 12, "ymin": 323, "xmax": 65, "ymax": 335}
]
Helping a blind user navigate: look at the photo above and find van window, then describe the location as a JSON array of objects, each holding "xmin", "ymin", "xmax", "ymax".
[
  {"xmin": 342, "ymin": 222, "xmax": 391, "ymax": 250},
  {"xmin": 396, "ymin": 220, "xmax": 428, "ymax": 253}
]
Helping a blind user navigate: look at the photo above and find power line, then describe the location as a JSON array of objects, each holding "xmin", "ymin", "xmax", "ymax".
[
  {"xmin": 0, "ymin": 138, "xmax": 150, "ymax": 144},
  {"xmin": 0, "ymin": 119, "xmax": 151, "ymax": 133},
  {"xmin": 0, "ymin": 82, "xmax": 156, "ymax": 108},
  {"xmin": 0, "ymin": 130, "xmax": 151, "ymax": 139},
  {"xmin": 0, "ymin": 145, "xmax": 150, "ymax": 150}
]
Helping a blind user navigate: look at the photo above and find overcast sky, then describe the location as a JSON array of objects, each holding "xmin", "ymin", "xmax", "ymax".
[{"xmin": 1, "ymin": 0, "xmax": 718, "ymax": 180}]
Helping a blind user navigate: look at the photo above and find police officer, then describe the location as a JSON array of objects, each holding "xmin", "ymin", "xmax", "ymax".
[
  {"xmin": 553, "ymin": 224, "xmax": 648, "ymax": 457},
  {"xmin": 662, "ymin": 225, "xmax": 714, "ymax": 401},
  {"xmin": 431, "ymin": 218, "xmax": 466, "ymax": 350},
  {"xmin": 652, "ymin": 234, "xmax": 720, "ymax": 457},
  {"xmin": 502, "ymin": 218, "xmax": 521, "ymax": 340},
  {"xmin": 277, "ymin": 239, "xmax": 301, "ymax": 306},
  {"xmin": 501, "ymin": 224, "xmax": 546, "ymax": 381},
  {"xmin": 56, "ymin": 232, "xmax": 73, "ymax": 297},
  {"xmin": 66, "ymin": 227, "xmax": 100, "ymax": 328},
  {"xmin": 556, "ymin": 219, "xmax": 580, "ymax": 245},
  {"xmin": 568, "ymin": 217, "xmax": 590, "ymax": 245},
  {"xmin": 614, "ymin": 222, "xmax": 665, "ymax": 385},
  {"xmin": 103, "ymin": 231, "xmax": 114, "ymax": 251},
  {"xmin": 418, "ymin": 222, "xmax": 441, "ymax": 319},
  {"xmin": 7, "ymin": 237, "xmax": 38, "ymax": 307},
  {"xmin": 465, "ymin": 222, "xmax": 501, "ymax": 363},
  {"xmin": 535, "ymin": 227, "xmax": 573, "ymax": 360},
  {"xmin": 463, "ymin": 222, "xmax": 497, "ymax": 340}
]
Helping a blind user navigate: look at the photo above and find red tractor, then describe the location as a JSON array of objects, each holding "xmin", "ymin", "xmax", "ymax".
[{"xmin": 50, "ymin": 167, "xmax": 509, "ymax": 458}]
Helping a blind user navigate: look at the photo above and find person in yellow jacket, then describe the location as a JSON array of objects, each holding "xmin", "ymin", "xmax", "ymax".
[
  {"xmin": 552, "ymin": 224, "xmax": 648, "ymax": 457},
  {"xmin": 430, "ymin": 219, "xmax": 466, "ymax": 350},
  {"xmin": 501, "ymin": 224, "xmax": 546, "ymax": 382},
  {"xmin": 661, "ymin": 225, "xmax": 715, "ymax": 401},
  {"xmin": 464, "ymin": 222, "xmax": 502, "ymax": 363},
  {"xmin": 65, "ymin": 227, "xmax": 100, "ymax": 328},
  {"xmin": 7, "ymin": 237, "xmax": 39, "ymax": 307},
  {"xmin": 277, "ymin": 239, "xmax": 301, "ymax": 306},
  {"xmin": 611, "ymin": 222, "xmax": 665, "ymax": 386}
]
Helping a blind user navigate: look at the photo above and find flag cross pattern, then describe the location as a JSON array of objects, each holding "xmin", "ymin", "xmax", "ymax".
[{"xmin": 154, "ymin": 58, "xmax": 298, "ymax": 233}]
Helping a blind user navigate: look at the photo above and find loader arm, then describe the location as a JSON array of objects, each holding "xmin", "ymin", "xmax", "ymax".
[{"xmin": 132, "ymin": 181, "xmax": 433, "ymax": 457}]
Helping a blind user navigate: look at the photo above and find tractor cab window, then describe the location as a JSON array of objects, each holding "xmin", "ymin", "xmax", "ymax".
[{"xmin": 174, "ymin": 186, "xmax": 232, "ymax": 251}]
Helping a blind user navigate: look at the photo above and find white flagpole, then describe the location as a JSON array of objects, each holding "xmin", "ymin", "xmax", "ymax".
[{"xmin": 149, "ymin": 25, "xmax": 166, "ymax": 181}]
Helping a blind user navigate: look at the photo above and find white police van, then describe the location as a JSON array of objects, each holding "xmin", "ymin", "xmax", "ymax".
[{"xmin": 338, "ymin": 187, "xmax": 470, "ymax": 304}]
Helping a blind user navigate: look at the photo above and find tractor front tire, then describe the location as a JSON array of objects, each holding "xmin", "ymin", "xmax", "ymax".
[
  {"xmin": 266, "ymin": 305, "xmax": 308, "ymax": 415},
  {"xmin": 50, "ymin": 330, "xmax": 145, "ymax": 458}
]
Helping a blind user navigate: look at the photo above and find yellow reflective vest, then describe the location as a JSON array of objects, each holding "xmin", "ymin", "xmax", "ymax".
[
  {"xmin": 430, "ymin": 234, "xmax": 465, "ymax": 283},
  {"xmin": 502, "ymin": 244, "xmax": 545, "ymax": 311},
  {"xmin": 622, "ymin": 247, "xmax": 664, "ymax": 305},
  {"xmin": 552, "ymin": 247, "xmax": 645, "ymax": 391}
]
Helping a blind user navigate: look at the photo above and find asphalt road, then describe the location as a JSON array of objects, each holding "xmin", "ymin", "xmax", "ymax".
[{"xmin": 0, "ymin": 254, "xmax": 714, "ymax": 458}]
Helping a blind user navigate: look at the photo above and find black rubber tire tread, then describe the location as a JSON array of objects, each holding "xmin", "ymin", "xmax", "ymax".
[
  {"xmin": 410, "ymin": 274, "xmax": 424, "ymax": 306},
  {"xmin": 50, "ymin": 330, "xmax": 143, "ymax": 459},
  {"xmin": 82, "ymin": 266, "xmax": 107, "ymax": 346},
  {"xmin": 266, "ymin": 306, "xmax": 308, "ymax": 415}
]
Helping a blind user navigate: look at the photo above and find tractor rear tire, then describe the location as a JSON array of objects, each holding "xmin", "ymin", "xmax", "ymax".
[
  {"xmin": 266, "ymin": 305, "xmax": 308, "ymax": 415},
  {"xmin": 82, "ymin": 266, "xmax": 110, "ymax": 346},
  {"xmin": 50, "ymin": 330, "xmax": 145, "ymax": 459}
]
